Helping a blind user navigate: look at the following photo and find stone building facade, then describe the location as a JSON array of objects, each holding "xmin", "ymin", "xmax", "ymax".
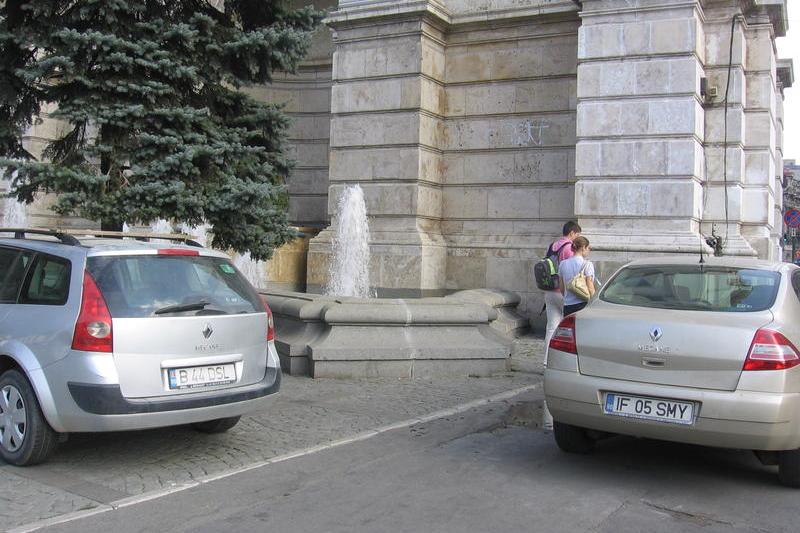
[
  {"xmin": 8, "ymin": 0, "xmax": 794, "ymax": 328},
  {"xmin": 265, "ymin": 0, "xmax": 793, "ymax": 324}
]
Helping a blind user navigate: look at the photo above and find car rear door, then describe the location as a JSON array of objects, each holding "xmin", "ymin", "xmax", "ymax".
[
  {"xmin": 86, "ymin": 251, "xmax": 268, "ymax": 398},
  {"xmin": 3, "ymin": 249, "xmax": 81, "ymax": 367}
]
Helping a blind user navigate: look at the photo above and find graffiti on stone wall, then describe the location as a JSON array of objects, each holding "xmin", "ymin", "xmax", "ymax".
[
  {"xmin": 492, "ymin": 120, "xmax": 550, "ymax": 147},
  {"xmin": 455, "ymin": 118, "xmax": 552, "ymax": 149}
]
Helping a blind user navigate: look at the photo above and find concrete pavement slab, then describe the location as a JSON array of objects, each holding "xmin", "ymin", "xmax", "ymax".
[
  {"xmin": 33, "ymin": 387, "xmax": 794, "ymax": 533},
  {"xmin": 1, "ymin": 339, "xmax": 543, "ymax": 532}
]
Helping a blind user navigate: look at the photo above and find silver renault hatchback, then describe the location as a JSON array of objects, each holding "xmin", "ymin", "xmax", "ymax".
[
  {"xmin": 0, "ymin": 229, "xmax": 280, "ymax": 465},
  {"xmin": 545, "ymin": 257, "xmax": 800, "ymax": 487}
]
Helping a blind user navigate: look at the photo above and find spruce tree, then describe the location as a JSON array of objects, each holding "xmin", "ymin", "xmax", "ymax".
[{"xmin": 0, "ymin": 0, "xmax": 323, "ymax": 260}]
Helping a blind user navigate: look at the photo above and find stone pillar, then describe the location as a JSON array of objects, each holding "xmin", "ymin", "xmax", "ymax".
[
  {"xmin": 574, "ymin": 0, "xmax": 710, "ymax": 273},
  {"xmin": 307, "ymin": 0, "xmax": 448, "ymax": 296},
  {"xmin": 777, "ymin": 58, "xmax": 795, "ymax": 259},
  {"xmin": 701, "ymin": 5, "xmax": 756, "ymax": 256},
  {"xmin": 738, "ymin": 4, "xmax": 785, "ymax": 259}
]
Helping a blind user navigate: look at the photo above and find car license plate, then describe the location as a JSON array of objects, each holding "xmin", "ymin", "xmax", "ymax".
[
  {"xmin": 603, "ymin": 393, "xmax": 694, "ymax": 425},
  {"xmin": 168, "ymin": 364, "xmax": 236, "ymax": 390}
]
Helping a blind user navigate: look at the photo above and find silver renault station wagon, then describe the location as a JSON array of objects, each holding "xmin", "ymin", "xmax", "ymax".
[{"xmin": 0, "ymin": 229, "xmax": 280, "ymax": 465}]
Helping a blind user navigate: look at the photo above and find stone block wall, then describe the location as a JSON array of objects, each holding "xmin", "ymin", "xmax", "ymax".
[
  {"xmin": 574, "ymin": 0, "xmax": 709, "ymax": 270},
  {"xmin": 249, "ymin": 0, "xmax": 337, "ymax": 229},
  {"xmin": 574, "ymin": 0, "xmax": 791, "ymax": 281},
  {"xmin": 9, "ymin": 107, "xmax": 96, "ymax": 229},
  {"xmin": 441, "ymin": 15, "xmax": 579, "ymax": 317},
  {"xmin": 307, "ymin": 0, "xmax": 581, "ymax": 318},
  {"xmin": 308, "ymin": 5, "xmax": 451, "ymax": 296},
  {"xmin": 297, "ymin": 0, "xmax": 790, "ymax": 330},
  {"xmin": 738, "ymin": 5, "xmax": 781, "ymax": 260},
  {"xmin": 7, "ymin": 0, "xmax": 791, "ymax": 335}
]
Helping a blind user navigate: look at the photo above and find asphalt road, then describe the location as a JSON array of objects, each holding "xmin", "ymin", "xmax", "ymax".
[{"xmin": 43, "ymin": 390, "xmax": 795, "ymax": 533}]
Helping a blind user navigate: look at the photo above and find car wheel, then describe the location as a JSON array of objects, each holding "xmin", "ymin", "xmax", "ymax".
[
  {"xmin": 191, "ymin": 416, "xmax": 241, "ymax": 434},
  {"xmin": 553, "ymin": 421, "xmax": 595, "ymax": 454},
  {"xmin": 0, "ymin": 369, "xmax": 58, "ymax": 466},
  {"xmin": 778, "ymin": 449, "xmax": 800, "ymax": 487}
]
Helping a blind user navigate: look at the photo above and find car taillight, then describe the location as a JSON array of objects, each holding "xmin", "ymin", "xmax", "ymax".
[
  {"xmin": 261, "ymin": 297, "xmax": 275, "ymax": 341},
  {"xmin": 72, "ymin": 271, "xmax": 113, "ymax": 353},
  {"xmin": 743, "ymin": 329, "xmax": 800, "ymax": 371},
  {"xmin": 549, "ymin": 314, "xmax": 577, "ymax": 355}
]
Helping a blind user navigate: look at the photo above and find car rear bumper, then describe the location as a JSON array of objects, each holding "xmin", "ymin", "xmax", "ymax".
[
  {"xmin": 34, "ymin": 343, "xmax": 281, "ymax": 433},
  {"xmin": 62, "ymin": 373, "xmax": 279, "ymax": 432},
  {"xmin": 545, "ymin": 366, "xmax": 800, "ymax": 451},
  {"xmin": 48, "ymin": 367, "xmax": 280, "ymax": 432},
  {"xmin": 68, "ymin": 366, "xmax": 280, "ymax": 415}
]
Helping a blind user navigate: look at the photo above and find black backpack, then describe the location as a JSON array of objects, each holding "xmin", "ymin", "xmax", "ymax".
[{"xmin": 533, "ymin": 241, "xmax": 570, "ymax": 291}]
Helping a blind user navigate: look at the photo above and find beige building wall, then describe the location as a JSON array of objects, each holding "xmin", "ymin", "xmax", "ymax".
[
  {"xmin": 4, "ymin": 105, "xmax": 97, "ymax": 230},
  {"xmin": 441, "ymin": 13, "xmax": 578, "ymax": 315},
  {"xmin": 574, "ymin": 0, "xmax": 791, "ymax": 274},
  {"xmin": 306, "ymin": 0, "xmax": 580, "ymax": 318},
  {"xmin": 4, "ymin": 0, "xmax": 791, "ymax": 331},
  {"xmin": 246, "ymin": 0, "xmax": 337, "ymax": 229},
  {"xmin": 299, "ymin": 0, "xmax": 790, "ymax": 328}
]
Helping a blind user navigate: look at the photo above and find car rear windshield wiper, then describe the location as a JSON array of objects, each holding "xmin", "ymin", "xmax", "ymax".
[{"xmin": 154, "ymin": 300, "xmax": 211, "ymax": 315}]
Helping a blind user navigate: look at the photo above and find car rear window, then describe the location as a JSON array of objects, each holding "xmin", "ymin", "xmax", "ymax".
[
  {"xmin": 86, "ymin": 255, "xmax": 264, "ymax": 318},
  {"xmin": 600, "ymin": 265, "xmax": 780, "ymax": 312}
]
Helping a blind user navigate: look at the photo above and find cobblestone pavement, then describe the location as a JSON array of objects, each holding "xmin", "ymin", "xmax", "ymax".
[{"xmin": 0, "ymin": 338, "xmax": 544, "ymax": 531}]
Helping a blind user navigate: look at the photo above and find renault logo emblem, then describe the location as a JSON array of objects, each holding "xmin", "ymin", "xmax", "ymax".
[
  {"xmin": 202, "ymin": 324, "xmax": 213, "ymax": 339},
  {"xmin": 650, "ymin": 326, "xmax": 663, "ymax": 343}
]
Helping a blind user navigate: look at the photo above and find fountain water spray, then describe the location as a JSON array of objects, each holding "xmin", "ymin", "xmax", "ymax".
[
  {"xmin": 1, "ymin": 173, "xmax": 28, "ymax": 228},
  {"xmin": 1, "ymin": 197, "xmax": 27, "ymax": 227},
  {"xmin": 233, "ymin": 252, "xmax": 268, "ymax": 289},
  {"xmin": 325, "ymin": 184, "xmax": 371, "ymax": 298},
  {"xmin": 177, "ymin": 222, "xmax": 210, "ymax": 248},
  {"xmin": 176, "ymin": 221, "xmax": 267, "ymax": 289},
  {"xmin": 150, "ymin": 218, "xmax": 173, "ymax": 237}
]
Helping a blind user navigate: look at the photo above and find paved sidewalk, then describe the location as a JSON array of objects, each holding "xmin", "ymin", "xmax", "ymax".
[{"xmin": 1, "ymin": 337, "xmax": 544, "ymax": 531}]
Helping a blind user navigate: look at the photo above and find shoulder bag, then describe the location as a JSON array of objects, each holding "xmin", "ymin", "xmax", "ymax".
[{"xmin": 567, "ymin": 261, "xmax": 592, "ymax": 301}]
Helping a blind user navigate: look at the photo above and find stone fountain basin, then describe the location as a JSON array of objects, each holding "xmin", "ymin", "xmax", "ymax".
[{"xmin": 260, "ymin": 289, "xmax": 527, "ymax": 378}]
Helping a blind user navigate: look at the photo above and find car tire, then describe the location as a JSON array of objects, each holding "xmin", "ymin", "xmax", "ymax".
[
  {"xmin": 553, "ymin": 421, "xmax": 595, "ymax": 454},
  {"xmin": 778, "ymin": 449, "xmax": 800, "ymax": 487},
  {"xmin": 0, "ymin": 369, "xmax": 58, "ymax": 466},
  {"xmin": 191, "ymin": 416, "xmax": 241, "ymax": 434}
]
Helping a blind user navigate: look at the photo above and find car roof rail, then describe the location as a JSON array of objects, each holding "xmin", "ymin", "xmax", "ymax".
[
  {"xmin": 0, "ymin": 227, "xmax": 203, "ymax": 247},
  {"xmin": 57, "ymin": 229, "xmax": 204, "ymax": 247},
  {"xmin": 0, "ymin": 228, "xmax": 82, "ymax": 246}
]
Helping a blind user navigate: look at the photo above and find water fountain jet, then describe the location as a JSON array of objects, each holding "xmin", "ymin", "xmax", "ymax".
[
  {"xmin": 1, "ymin": 195, "xmax": 28, "ymax": 228},
  {"xmin": 325, "ymin": 184, "xmax": 370, "ymax": 298}
]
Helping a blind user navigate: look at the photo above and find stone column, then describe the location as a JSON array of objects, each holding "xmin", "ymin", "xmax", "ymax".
[
  {"xmin": 701, "ymin": 4, "xmax": 756, "ymax": 256},
  {"xmin": 307, "ymin": 0, "xmax": 448, "ymax": 296},
  {"xmin": 777, "ymin": 59, "xmax": 795, "ymax": 258},
  {"xmin": 574, "ymin": 0, "xmax": 711, "ymax": 273},
  {"xmin": 738, "ymin": 3, "xmax": 786, "ymax": 259}
]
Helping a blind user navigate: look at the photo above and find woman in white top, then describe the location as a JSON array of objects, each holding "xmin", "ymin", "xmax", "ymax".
[{"xmin": 558, "ymin": 236, "xmax": 596, "ymax": 316}]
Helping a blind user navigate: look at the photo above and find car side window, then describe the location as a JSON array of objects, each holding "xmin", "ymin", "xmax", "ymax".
[
  {"xmin": 0, "ymin": 247, "xmax": 34, "ymax": 303},
  {"xmin": 792, "ymin": 271, "xmax": 800, "ymax": 301},
  {"xmin": 19, "ymin": 254, "xmax": 71, "ymax": 306}
]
